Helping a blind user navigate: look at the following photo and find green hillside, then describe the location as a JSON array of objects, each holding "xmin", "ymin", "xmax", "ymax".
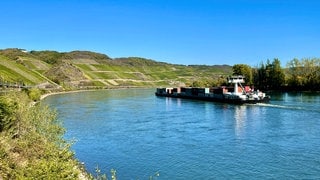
[
  {"xmin": 0, "ymin": 55, "xmax": 49, "ymax": 85},
  {"xmin": 0, "ymin": 48, "xmax": 232, "ymax": 90}
]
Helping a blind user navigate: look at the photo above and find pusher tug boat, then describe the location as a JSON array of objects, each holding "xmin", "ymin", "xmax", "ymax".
[{"xmin": 155, "ymin": 76, "xmax": 270, "ymax": 104}]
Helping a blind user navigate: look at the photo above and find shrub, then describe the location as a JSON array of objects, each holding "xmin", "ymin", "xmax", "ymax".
[
  {"xmin": 0, "ymin": 92, "xmax": 86, "ymax": 179},
  {"xmin": 0, "ymin": 94, "xmax": 19, "ymax": 133},
  {"xmin": 27, "ymin": 88, "xmax": 42, "ymax": 101}
]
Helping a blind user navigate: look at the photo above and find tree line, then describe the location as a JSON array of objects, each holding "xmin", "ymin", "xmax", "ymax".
[{"xmin": 232, "ymin": 58, "xmax": 320, "ymax": 91}]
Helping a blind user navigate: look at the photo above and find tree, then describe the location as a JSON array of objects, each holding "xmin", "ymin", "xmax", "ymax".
[
  {"xmin": 232, "ymin": 64, "xmax": 253, "ymax": 85},
  {"xmin": 253, "ymin": 62, "xmax": 266, "ymax": 90},
  {"xmin": 287, "ymin": 58, "xmax": 320, "ymax": 90},
  {"xmin": 286, "ymin": 58, "xmax": 303, "ymax": 87},
  {"xmin": 253, "ymin": 59, "xmax": 285, "ymax": 90},
  {"xmin": 302, "ymin": 58, "xmax": 320, "ymax": 89},
  {"xmin": 269, "ymin": 58, "xmax": 285, "ymax": 90}
]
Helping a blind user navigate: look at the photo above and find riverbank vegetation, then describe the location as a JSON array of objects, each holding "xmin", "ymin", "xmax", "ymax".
[
  {"xmin": 0, "ymin": 91, "xmax": 89, "ymax": 179},
  {"xmin": 232, "ymin": 58, "xmax": 320, "ymax": 91}
]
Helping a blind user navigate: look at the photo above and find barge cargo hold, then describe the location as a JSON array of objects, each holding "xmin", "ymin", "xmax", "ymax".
[{"xmin": 155, "ymin": 76, "xmax": 270, "ymax": 104}]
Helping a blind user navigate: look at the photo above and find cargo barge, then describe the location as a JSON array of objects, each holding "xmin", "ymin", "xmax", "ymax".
[{"xmin": 155, "ymin": 76, "xmax": 270, "ymax": 104}]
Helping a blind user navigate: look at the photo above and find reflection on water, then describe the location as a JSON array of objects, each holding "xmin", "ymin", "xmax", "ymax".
[
  {"xmin": 234, "ymin": 106, "xmax": 247, "ymax": 138},
  {"xmin": 43, "ymin": 89, "xmax": 320, "ymax": 179},
  {"xmin": 165, "ymin": 97, "xmax": 182, "ymax": 111}
]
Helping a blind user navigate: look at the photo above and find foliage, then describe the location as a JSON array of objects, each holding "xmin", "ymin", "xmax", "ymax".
[
  {"xmin": 25, "ymin": 88, "xmax": 42, "ymax": 101},
  {"xmin": 190, "ymin": 76, "xmax": 227, "ymax": 87},
  {"xmin": 0, "ymin": 92, "xmax": 86, "ymax": 179},
  {"xmin": 286, "ymin": 58, "xmax": 320, "ymax": 90},
  {"xmin": 64, "ymin": 51, "xmax": 112, "ymax": 62},
  {"xmin": 233, "ymin": 59, "xmax": 287, "ymax": 90},
  {"xmin": 232, "ymin": 64, "xmax": 253, "ymax": 85},
  {"xmin": 94, "ymin": 166, "xmax": 117, "ymax": 180},
  {"xmin": 113, "ymin": 57, "xmax": 163, "ymax": 66},
  {"xmin": 252, "ymin": 59, "xmax": 285, "ymax": 90},
  {"xmin": 0, "ymin": 94, "xmax": 18, "ymax": 133},
  {"xmin": 29, "ymin": 50, "xmax": 65, "ymax": 64},
  {"xmin": 233, "ymin": 58, "xmax": 320, "ymax": 91},
  {"xmin": 269, "ymin": 58, "xmax": 286, "ymax": 89}
]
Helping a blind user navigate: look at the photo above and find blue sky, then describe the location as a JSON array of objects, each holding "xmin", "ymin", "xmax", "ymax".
[{"xmin": 1, "ymin": 0, "xmax": 319, "ymax": 66}]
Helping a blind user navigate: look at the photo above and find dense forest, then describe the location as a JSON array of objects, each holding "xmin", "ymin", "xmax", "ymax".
[{"xmin": 232, "ymin": 58, "xmax": 320, "ymax": 91}]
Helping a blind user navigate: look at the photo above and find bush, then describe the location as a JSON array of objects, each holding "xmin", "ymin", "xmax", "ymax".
[
  {"xmin": 0, "ymin": 92, "xmax": 86, "ymax": 179},
  {"xmin": 0, "ymin": 95, "xmax": 18, "ymax": 132},
  {"xmin": 26, "ymin": 88, "xmax": 42, "ymax": 101}
]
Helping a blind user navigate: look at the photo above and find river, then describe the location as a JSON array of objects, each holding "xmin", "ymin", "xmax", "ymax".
[{"xmin": 43, "ymin": 89, "xmax": 320, "ymax": 179}]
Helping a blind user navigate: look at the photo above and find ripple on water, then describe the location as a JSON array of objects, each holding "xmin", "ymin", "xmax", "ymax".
[{"xmin": 43, "ymin": 89, "xmax": 320, "ymax": 179}]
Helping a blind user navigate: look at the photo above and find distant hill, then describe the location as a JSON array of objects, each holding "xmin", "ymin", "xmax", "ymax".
[{"xmin": 0, "ymin": 48, "xmax": 232, "ymax": 90}]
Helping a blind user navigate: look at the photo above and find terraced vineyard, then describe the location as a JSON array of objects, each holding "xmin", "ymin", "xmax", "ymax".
[
  {"xmin": 0, "ymin": 55, "xmax": 49, "ymax": 85},
  {"xmin": 0, "ymin": 48, "xmax": 232, "ymax": 90}
]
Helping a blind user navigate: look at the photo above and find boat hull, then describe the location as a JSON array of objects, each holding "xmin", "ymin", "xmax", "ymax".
[{"xmin": 155, "ymin": 92, "xmax": 270, "ymax": 104}]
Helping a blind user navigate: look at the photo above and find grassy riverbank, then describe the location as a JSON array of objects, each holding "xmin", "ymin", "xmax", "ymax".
[{"xmin": 0, "ymin": 91, "xmax": 91, "ymax": 179}]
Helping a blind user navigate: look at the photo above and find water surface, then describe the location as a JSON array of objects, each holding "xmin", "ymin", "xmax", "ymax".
[{"xmin": 43, "ymin": 89, "xmax": 320, "ymax": 179}]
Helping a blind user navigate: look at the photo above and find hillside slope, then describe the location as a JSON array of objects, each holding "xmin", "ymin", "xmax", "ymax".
[{"xmin": 0, "ymin": 48, "xmax": 232, "ymax": 89}]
